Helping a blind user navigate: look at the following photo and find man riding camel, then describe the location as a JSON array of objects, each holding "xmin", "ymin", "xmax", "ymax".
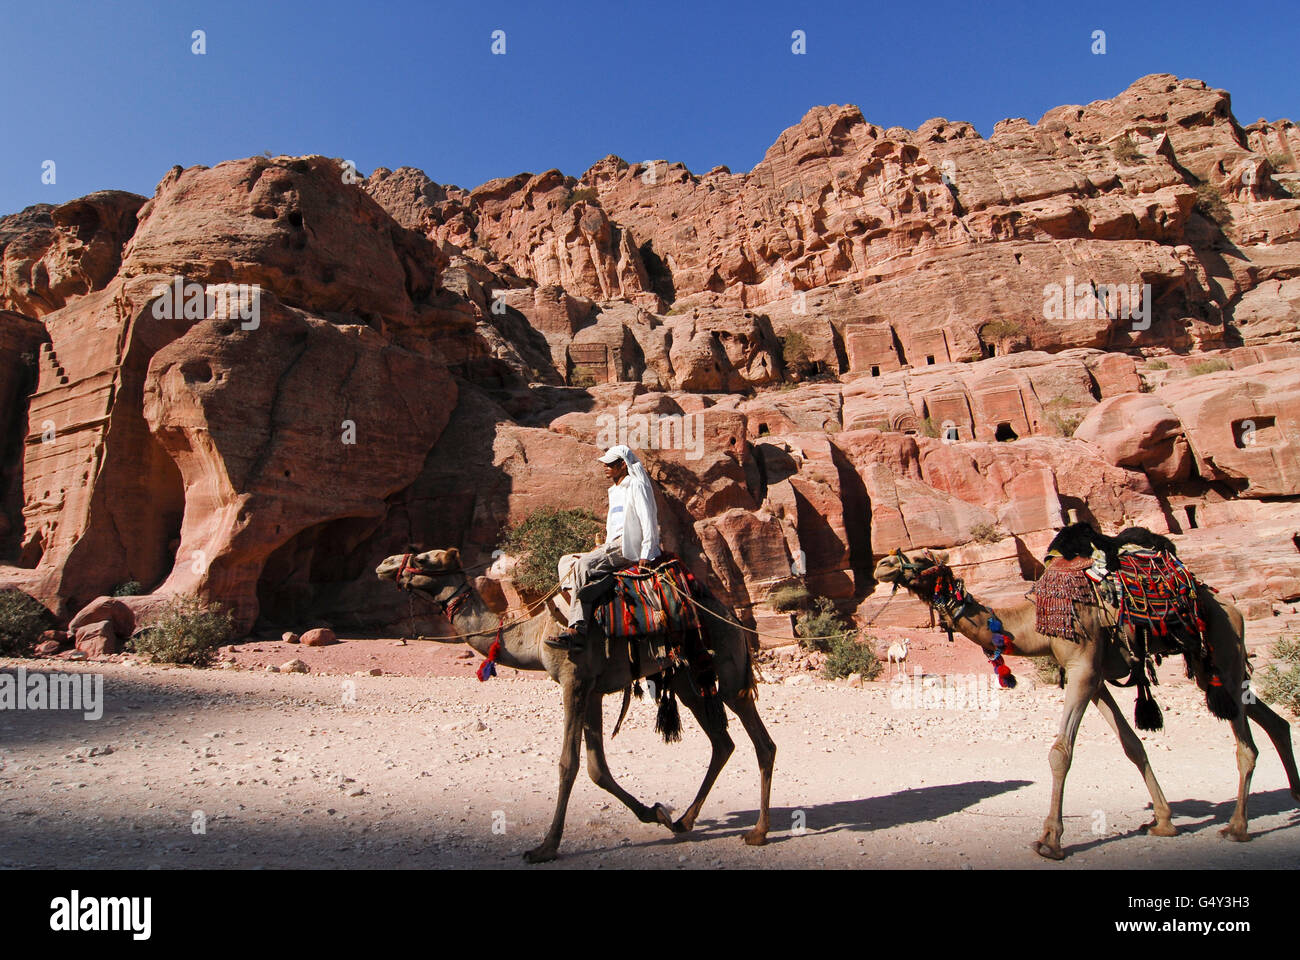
[{"xmin": 549, "ymin": 444, "xmax": 661, "ymax": 652}]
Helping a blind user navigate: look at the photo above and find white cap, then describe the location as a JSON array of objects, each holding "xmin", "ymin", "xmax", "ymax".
[{"xmin": 598, "ymin": 444, "xmax": 630, "ymax": 464}]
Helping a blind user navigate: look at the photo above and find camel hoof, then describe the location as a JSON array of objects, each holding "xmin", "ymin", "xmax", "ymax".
[
  {"xmin": 652, "ymin": 803, "xmax": 681, "ymax": 831},
  {"xmin": 1219, "ymin": 825, "xmax": 1252, "ymax": 843},
  {"xmin": 742, "ymin": 829, "xmax": 769, "ymax": 846},
  {"xmin": 522, "ymin": 845, "xmax": 557, "ymax": 864},
  {"xmin": 1030, "ymin": 840, "xmax": 1066, "ymax": 861},
  {"xmin": 1142, "ymin": 819, "xmax": 1178, "ymax": 838}
]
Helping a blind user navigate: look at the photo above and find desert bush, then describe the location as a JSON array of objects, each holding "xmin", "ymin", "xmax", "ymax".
[
  {"xmin": 1188, "ymin": 358, "xmax": 1231, "ymax": 376},
  {"xmin": 981, "ymin": 319, "xmax": 1024, "ymax": 340},
  {"xmin": 1267, "ymin": 152, "xmax": 1293, "ymax": 172},
  {"xmin": 822, "ymin": 632, "xmax": 884, "ymax": 681},
  {"xmin": 500, "ymin": 507, "xmax": 604, "ymax": 595},
  {"xmin": 918, "ymin": 416, "xmax": 940, "ymax": 439},
  {"xmin": 112, "ymin": 580, "xmax": 143, "ymax": 597},
  {"xmin": 781, "ymin": 331, "xmax": 813, "ymax": 376},
  {"xmin": 1257, "ymin": 636, "xmax": 1300, "ymax": 716},
  {"xmin": 1147, "ymin": 358, "xmax": 1170, "ymax": 370},
  {"xmin": 0, "ymin": 590, "xmax": 50, "ymax": 657},
  {"xmin": 1194, "ymin": 183, "xmax": 1231, "ymax": 224},
  {"xmin": 969, "ymin": 522, "xmax": 1003, "ymax": 544},
  {"xmin": 1043, "ymin": 396, "xmax": 1084, "ymax": 437},
  {"xmin": 568, "ymin": 369, "xmax": 597, "ymax": 388},
  {"xmin": 794, "ymin": 596, "xmax": 851, "ymax": 653},
  {"xmin": 769, "ymin": 584, "xmax": 812, "ymax": 613},
  {"xmin": 1112, "ymin": 136, "xmax": 1142, "ymax": 164},
  {"xmin": 131, "ymin": 596, "xmax": 232, "ymax": 666},
  {"xmin": 561, "ymin": 187, "xmax": 599, "ymax": 211}
]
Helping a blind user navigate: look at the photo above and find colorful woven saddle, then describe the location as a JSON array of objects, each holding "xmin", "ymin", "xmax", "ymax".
[
  {"xmin": 595, "ymin": 556, "xmax": 701, "ymax": 641},
  {"xmin": 1114, "ymin": 550, "xmax": 1206, "ymax": 644}
]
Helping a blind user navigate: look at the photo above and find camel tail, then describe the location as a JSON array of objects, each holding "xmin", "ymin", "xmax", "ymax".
[
  {"xmin": 740, "ymin": 642, "xmax": 760, "ymax": 701},
  {"xmin": 1205, "ymin": 678, "xmax": 1240, "ymax": 721},
  {"xmin": 611, "ymin": 684, "xmax": 633, "ymax": 739}
]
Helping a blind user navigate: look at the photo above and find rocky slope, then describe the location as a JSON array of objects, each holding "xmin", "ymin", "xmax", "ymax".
[{"xmin": 2, "ymin": 74, "xmax": 1299, "ymax": 644}]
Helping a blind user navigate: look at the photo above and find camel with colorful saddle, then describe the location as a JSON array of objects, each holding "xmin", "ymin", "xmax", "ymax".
[
  {"xmin": 874, "ymin": 522, "xmax": 1300, "ymax": 861},
  {"xmin": 375, "ymin": 548, "xmax": 775, "ymax": 863}
]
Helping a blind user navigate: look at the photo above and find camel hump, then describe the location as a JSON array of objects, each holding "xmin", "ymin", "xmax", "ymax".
[
  {"xmin": 1114, "ymin": 527, "xmax": 1177, "ymax": 556},
  {"xmin": 1046, "ymin": 522, "xmax": 1176, "ymax": 564}
]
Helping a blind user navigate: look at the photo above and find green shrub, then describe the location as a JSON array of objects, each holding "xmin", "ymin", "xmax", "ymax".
[
  {"xmin": 500, "ymin": 507, "xmax": 604, "ymax": 595},
  {"xmin": 969, "ymin": 522, "xmax": 1003, "ymax": 544},
  {"xmin": 1188, "ymin": 357, "xmax": 1231, "ymax": 376},
  {"xmin": 111, "ymin": 580, "xmax": 143, "ymax": 597},
  {"xmin": 131, "ymin": 596, "xmax": 232, "ymax": 666},
  {"xmin": 1112, "ymin": 136, "xmax": 1142, "ymax": 164},
  {"xmin": 918, "ymin": 416, "xmax": 940, "ymax": 439},
  {"xmin": 568, "ymin": 369, "xmax": 597, "ymax": 388},
  {"xmin": 1046, "ymin": 410, "xmax": 1084, "ymax": 437},
  {"xmin": 561, "ymin": 187, "xmax": 599, "ymax": 211},
  {"xmin": 1043, "ymin": 396, "xmax": 1084, "ymax": 437},
  {"xmin": 1194, "ymin": 183, "xmax": 1231, "ymax": 224},
  {"xmin": 1267, "ymin": 152, "xmax": 1293, "ymax": 172},
  {"xmin": 0, "ymin": 590, "xmax": 50, "ymax": 657},
  {"xmin": 795, "ymin": 597, "xmax": 851, "ymax": 652},
  {"xmin": 980, "ymin": 320, "xmax": 1026, "ymax": 344},
  {"xmin": 781, "ymin": 331, "xmax": 812, "ymax": 375},
  {"xmin": 822, "ymin": 632, "xmax": 884, "ymax": 681},
  {"xmin": 1257, "ymin": 636, "xmax": 1300, "ymax": 716},
  {"xmin": 1147, "ymin": 359, "xmax": 1170, "ymax": 370},
  {"xmin": 769, "ymin": 584, "xmax": 812, "ymax": 612}
]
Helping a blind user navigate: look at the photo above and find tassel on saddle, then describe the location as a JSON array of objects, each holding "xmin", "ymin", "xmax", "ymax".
[{"xmin": 652, "ymin": 669, "xmax": 682, "ymax": 744}]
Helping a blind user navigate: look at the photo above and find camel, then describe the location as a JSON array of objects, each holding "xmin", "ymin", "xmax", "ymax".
[
  {"xmin": 375, "ymin": 548, "xmax": 775, "ymax": 863},
  {"xmin": 886, "ymin": 637, "xmax": 911, "ymax": 679},
  {"xmin": 873, "ymin": 546, "xmax": 1300, "ymax": 860}
]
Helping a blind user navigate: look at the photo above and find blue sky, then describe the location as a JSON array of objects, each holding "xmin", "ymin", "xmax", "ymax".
[{"xmin": 2, "ymin": 0, "xmax": 1297, "ymax": 214}]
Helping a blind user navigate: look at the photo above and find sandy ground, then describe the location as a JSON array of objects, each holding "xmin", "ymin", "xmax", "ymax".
[{"xmin": 2, "ymin": 636, "xmax": 1298, "ymax": 870}]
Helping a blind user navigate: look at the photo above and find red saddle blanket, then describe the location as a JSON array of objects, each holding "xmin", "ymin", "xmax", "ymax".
[
  {"xmin": 1030, "ymin": 556, "xmax": 1095, "ymax": 640},
  {"xmin": 594, "ymin": 557, "xmax": 701, "ymax": 640}
]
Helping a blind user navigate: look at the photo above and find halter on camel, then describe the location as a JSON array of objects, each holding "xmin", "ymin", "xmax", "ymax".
[
  {"xmin": 394, "ymin": 552, "xmax": 503, "ymax": 680},
  {"xmin": 890, "ymin": 548, "xmax": 1018, "ymax": 688}
]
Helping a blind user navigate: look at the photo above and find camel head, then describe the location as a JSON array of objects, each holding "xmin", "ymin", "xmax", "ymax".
[
  {"xmin": 872, "ymin": 548, "xmax": 948, "ymax": 596},
  {"xmin": 375, "ymin": 548, "xmax": 468, "ymax": 609}
]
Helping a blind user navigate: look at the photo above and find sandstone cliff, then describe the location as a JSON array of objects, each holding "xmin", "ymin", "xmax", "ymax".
[{"xmin": 2, "ymin": 74, "xmax": 1299, "ymax": 641}]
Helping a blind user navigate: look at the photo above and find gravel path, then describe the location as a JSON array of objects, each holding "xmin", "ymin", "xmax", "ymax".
[{"xmin": 2, "ymin": 655, "xmax": 1297, "ymax": 869}]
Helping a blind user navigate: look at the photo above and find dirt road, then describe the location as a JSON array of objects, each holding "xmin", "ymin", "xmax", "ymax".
[{"xmin": 2, "ymin": 650, "xmax": 1297, "ymax": 869}]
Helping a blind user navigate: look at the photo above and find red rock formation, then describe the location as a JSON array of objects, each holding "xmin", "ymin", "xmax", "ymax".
[{"xmin": 2, "ymin": 74, "xmax": 1299, "ymax": 645}]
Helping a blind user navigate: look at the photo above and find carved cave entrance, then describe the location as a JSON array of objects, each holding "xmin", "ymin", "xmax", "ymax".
[{"xmin": 256, "ymin": 515, "xmax": 383, "ymax": 627}]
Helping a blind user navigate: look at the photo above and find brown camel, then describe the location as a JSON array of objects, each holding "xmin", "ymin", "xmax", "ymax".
[
  {"xmin": 376, "ymin": 549, "xmax": 776, "ymax": 863},
  {"xmin": 873, "ymin": 548, "xmax": 1300, "ymax": 860}
]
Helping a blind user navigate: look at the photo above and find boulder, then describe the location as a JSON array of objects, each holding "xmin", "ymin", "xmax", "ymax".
[
  {"xmin": 68, "ymin": 598, "xmax": 136, "ymax": 640},
  {"xmin": 300, "ymin": 628, "xmax": 336, "ymax": 647},
  {"xmin": 74, "ymin": 620, "xmax": 119, "ymax": 657}
]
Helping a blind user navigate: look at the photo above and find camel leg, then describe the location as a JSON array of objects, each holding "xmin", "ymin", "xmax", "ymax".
[
  {"xmin": 669, "ymin": 679, "xmax": 735, "ymax": 835},
  {"xmin": 581, "ymin": 692, "xmax": 675, "ymax": 829},
  {"xmin": 524, "ymin": 674, "xmax": 591, "ymax": 863},
  {"xmin": 1092, "ymin": 684, "xmax": 1177, "ymax": 837},
  {"xmin": 1032, "ymin": 667, "xmax": 1098, "ymax": 861},
  {"xmin": 1246, "ymin": 699, "xmax": 1300, "ymax": 803},
  {"xmin": 725, "ymin": 691, "xmax": 775, "ymax": 846},
  {"xmin": 1221, "ymin": 709, "xmax": 1258, "ymax": 842}
]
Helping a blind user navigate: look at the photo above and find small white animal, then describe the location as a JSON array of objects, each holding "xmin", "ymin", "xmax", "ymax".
[{"xmin": 886, "ymin": 637, "xmax": 912, "ymax": 678}]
